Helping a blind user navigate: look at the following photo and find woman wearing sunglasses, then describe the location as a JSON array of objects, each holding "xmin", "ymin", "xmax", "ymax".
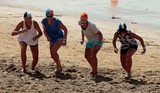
[
  {"xmin": 78, "ymin": 12, "xmax": 103, "ymax": 78},
  {"xmin": 112, "ymin": 22, "xmax": 146, "ymax": 79},
  {"xmin": 11, "ymin": 12, "xmax": 43, "ymax": 73},
  {"xmin": 41, "ymin": 9, "xmax": 68, "ymax": 73}
]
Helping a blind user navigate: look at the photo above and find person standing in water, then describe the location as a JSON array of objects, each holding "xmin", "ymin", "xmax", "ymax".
[
  {"xmin": 41, "ymin": 9, "xmax": 68, "ymax": 73},
  {"xmin": 11, "ymin": 12, "xmax": 43, "ymax": 73},
  {"xmin": 78, "ymin": 12, "xmax": 103, "ymax": 78},
  {"xmin": 112, "ymin": 22, "xmax": 146, "ymax": 79}
]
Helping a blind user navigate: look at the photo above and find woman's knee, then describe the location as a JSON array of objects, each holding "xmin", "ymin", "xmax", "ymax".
[
  {"xmin": 85, "ymin": 54, "xmax": 91, "ymax": 60},
  {"xmin": 52, "ymin": 49, "xmax": 57, "ymax": 53},
  {"xmin": 126, "ymin": 54, "xmax": 132, "ymax": 59},
  {"xmin": 90, "ymin": 53, "xmax": 97, "ymax": 58},
  {"xmin": 51, "ymin": 51, "xmax": 58, "ymax": 58}
]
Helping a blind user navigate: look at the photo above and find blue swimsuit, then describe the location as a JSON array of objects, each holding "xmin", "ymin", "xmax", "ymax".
[{"xmin": 41, "ymin": 18, "xmax": 64, "ymax": 42}]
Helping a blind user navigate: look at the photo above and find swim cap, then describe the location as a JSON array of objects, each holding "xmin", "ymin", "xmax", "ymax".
[
  {"xmin": 80, "ymin": 12, "xmax": 88, "ymax": 19},
  {"xmin": 24, "ymin": 12, "xmax": 32, "ymax": 18},
  {"xmin": 46, "ymin": 9, "xmax": 54, "ymax": 16},
  {"xmin": 118, "ymin": 22, "xmax": 127, "ymax": 32}
]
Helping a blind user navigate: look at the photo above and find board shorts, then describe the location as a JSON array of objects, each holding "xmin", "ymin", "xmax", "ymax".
[{"xmin": 86, "ymin": 40, "xmax": 103, "ymax": 48}]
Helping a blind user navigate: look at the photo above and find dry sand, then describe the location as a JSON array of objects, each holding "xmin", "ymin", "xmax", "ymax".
[{"xmin": 0, "ymin": 5, "xmax": 160, "ymax": 93}]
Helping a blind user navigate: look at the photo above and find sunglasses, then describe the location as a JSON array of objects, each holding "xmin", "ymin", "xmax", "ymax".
[
  {"xmin": 47, "ymin": 15, "xmax": 53, "ymax": 18},
  {"xmin": 81, "ymin": 19, "xmax": 87, "ymax": 22},
  {"xmin": 24, "ymin": 17, "xmax": 32, "ymax": 21}
]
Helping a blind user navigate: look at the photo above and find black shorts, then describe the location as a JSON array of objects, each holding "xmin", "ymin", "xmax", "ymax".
[
  {"xmin": 120, "ymin": 45, "xmax": 138, "ymax": 54},
  {"xmin": 30, "ymin": 44, "xmax": 38, "ymax": 48},
  {"xmin": 19, "ymin": 41, "xmax": 38, "ymax": 48}
]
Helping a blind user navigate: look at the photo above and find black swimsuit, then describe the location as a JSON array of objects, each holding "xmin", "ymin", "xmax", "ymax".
[{"xmin": 117, "ymin": 30, "xmax": 138, "ymax": 54}]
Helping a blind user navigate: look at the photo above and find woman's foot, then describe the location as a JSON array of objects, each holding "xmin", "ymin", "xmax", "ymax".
[
  {"xmin": 90, "ymin": 71, "xmax": 97, "ymax": 78},
  {"xmin": 54, "ymin": 67, "xmax": 62, "ymax": 73},
  {"xmin": 125, "ymin": 73, "xmax": 132, "ymax": 79},
  {"xmin": 21, "ymin": 68, "xmax": 27, "ymax": 73},
  {"xmin": 30, "ymin": 69, "xmax": 37, "ymax": 74}
]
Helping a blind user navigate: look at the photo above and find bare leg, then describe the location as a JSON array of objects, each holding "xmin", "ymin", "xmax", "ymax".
[
  {"xmin": 50, "ymin": 40, "xmax": 63, "ymax": 72},
  {"xmin": 120, "ymin": 54, "xmax": 128, "ymax": 72},
  {"xmin": 19, "ymin": 41, "xmax": 27, "ymax": 73},
  {"xmin": 90, "ymin": 46, "xmax": 101, "ymax": 76},
  {"xmin": 126, "ymin": 48, "xmax": 136, "ymax": 78},
  {"xmin": 84, "ymin": 48, "xmax": 93, "ymax": 69},
  {"xmin": 30, "ymin": 45, "xmax": 39, "ymax": 70}
]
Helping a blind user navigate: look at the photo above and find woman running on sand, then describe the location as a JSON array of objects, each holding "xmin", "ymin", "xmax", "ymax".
[
  {"xmin": 78, "ymin": 12, "xmax": 103, "ymax": 78},
  {"xmin": 41, "ymin": 9, "xmax": 68, "ymax": 73},
  {"xmin": 112, "ymin": 22, "xmax": 146, "ymax": 79},
  {"xmin": 11, "ymin": 12, "xmax": 43, "ymax": 73}
]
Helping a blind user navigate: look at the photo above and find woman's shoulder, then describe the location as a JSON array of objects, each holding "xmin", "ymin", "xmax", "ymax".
[
  {"xmin": 41, "ymin": 18, "xmax": 47, "ymax": 24},
  {"xmin": 42, "ymin": 18, "xmax": 47, "ymax": 21},
  {"xmin": 78, "ymin": 20, "xmax": 81, "ymax": 26},
  {"xmin": 88, "ymin": 21, "xmax": 95, "ymax": 26},
  {"xmin": 54, "ymin": 17, "xmax": 62, "ymax": 24},
  {"xmin": 54, "ymin": 17, "xmax": 61, "ymax": 21},
  {"xmin": 17, "ymin": 21, "xmax": 24, "ymax": 27},
  {"xmin": 33, "ymin": 20, "xmax": 39, "ymax": 26},
  {"xmin": 88, "ymin": 21, "xmax": 96, "ymax": 28},
  {"xmin": 126, "ymin": 30, "xmax": 133, "ymax": 35}
]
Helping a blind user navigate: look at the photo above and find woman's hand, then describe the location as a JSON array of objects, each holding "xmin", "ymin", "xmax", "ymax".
[
  {"xmin": 80, "ymin": 40, "xmax": 84, "ymax": 45},
  {"xmin": 141, "ymin": 47, "xmax": 146, "ymax": 54},
  {"xmin": 95, "ymin": 45, "xmax": 101, "ymax": 50},
  {"xmin": 21, "ymin": 29, "xmax": 28, "ymax": 33},
  {"xmin": 62, "ymin": 39, "xmax": 67, "ymax": 46},
  {"xmin": 32, "ymin": 37, "xmax": 37, "ymax": 41},
  {"xmin": 47, "ymin": 37, "xmax": 51, "ymax": 42},
  {"xmin": 114, "ymin": 48, "xmax": 119, "ymax": 53}
]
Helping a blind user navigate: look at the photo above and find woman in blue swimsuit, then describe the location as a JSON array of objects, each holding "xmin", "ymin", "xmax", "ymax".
[{"xmin": 41, "ymin": 9, "xmax": 68, "ymax": 73}]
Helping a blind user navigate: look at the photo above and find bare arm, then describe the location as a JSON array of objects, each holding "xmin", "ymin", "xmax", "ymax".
[
  {"xmin": 131, "ymin": 32, "xmax": 146, "ymax": 54},
  {"xmin": 59, "ymin": 23, "xmax": 68, "ymax": 46},
  {"xmin": 33, "ymin": 21, "xmax": 43, "ymax": 41},
  {"xmin": 96, "ymin": 31, "xmax": 103, "ymax": 44},
  {"xmin": 59, "ymin": 23, "xmax": 68, "ymax": 40},
  {"xmin": 113, "ymin": 32, "xmax": 118, "ymax": 49},
  {"xmin": 112, "ymin": 32, "xmax": 119, "ymax": 53},
  {"xmin": 131, "ymin": 33, "xmax": 145, "ymax": 48},
  {"xmin": 42, "ymin": 24, "xmax": 50, "ymax": 41},
  {"xmin": 80, "ymin": 30, "xmax": 85, "ymax": 45},
  {"xmin": 11, "ymin": 21, "xmax": 27, "ymax": 36}
]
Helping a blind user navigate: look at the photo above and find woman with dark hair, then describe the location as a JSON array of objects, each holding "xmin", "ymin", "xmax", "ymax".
[
  {"xmin": 11, "ymin": 12, "xmax": 43, "ymax": 73},
  {"xmin": 112, "ymin": 22, "xmax": 146, "ymax": 79}
]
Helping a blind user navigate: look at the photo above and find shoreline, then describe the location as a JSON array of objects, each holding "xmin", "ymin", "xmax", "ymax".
[{"xmin": 1, "ymin": 0, "xmax": 160, "ymax": 30}]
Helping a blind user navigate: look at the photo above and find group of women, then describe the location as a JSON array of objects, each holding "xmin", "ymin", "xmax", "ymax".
[{"xmin": 11, "ymin": 9, "xmax": 146, "ymax": 79}]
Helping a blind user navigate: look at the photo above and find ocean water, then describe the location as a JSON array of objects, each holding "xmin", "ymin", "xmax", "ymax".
[{"xmin": 1, "ymin": 0, "xmax": 160, "ymax": 28}]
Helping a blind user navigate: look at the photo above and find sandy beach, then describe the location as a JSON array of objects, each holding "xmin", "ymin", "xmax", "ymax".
[{"xmin": 0, "ymin": 4, "xmax": 160, "ymax": 93}]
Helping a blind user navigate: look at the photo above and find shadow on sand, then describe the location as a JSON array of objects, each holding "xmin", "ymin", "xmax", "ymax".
[
  {"xmin": 125, "ymin": 78, "xmax": 147, "ymax": 85},
  {"xmin": 26, "ymin": 71, "xmax": 47, "ymax": 80},
  {"xmin": 94, "ymin": 75, "xmax": 113, "ymax": 83},
  {"xmin": 54, "ymin": 72, "xmax": 77, "ymax": 80}
]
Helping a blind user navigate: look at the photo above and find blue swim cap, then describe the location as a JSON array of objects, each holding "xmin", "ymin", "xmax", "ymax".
[{"xmin": 118, "ymin": 22, "xmax": 127, "ymax": 32}]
